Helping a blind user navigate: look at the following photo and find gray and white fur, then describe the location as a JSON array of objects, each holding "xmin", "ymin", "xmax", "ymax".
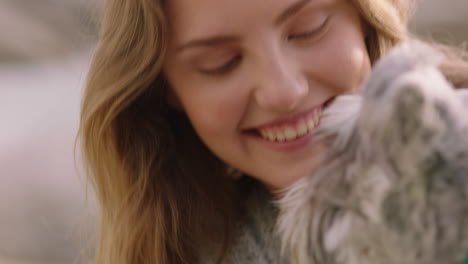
[{"xmin": 277, "ymin": 42, "xmax": 468, "ymax": 264}]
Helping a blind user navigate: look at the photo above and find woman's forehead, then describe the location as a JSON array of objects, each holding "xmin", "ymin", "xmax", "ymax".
[{"xmin": 165, "ymin": 0, "xmax": 338, "ymax": 45}]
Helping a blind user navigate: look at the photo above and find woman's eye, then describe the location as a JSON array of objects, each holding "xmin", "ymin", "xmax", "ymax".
[
  {"xmin": 288, "ymin": 16, "xmax": 330, "ymax": 41},
  {"xmin": 200, "ymin": 55, "xmax": 242, "ymax": 75}
]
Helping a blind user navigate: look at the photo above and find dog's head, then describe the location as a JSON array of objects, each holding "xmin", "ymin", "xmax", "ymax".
[{"xmin": 277, "ymin": 42, "xmax": 468, "ymax": 264}]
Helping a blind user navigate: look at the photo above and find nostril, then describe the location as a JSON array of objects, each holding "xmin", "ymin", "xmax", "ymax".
[{"xmin": 254, "ymin": 81, "xmax": 308, "ymax": 113}]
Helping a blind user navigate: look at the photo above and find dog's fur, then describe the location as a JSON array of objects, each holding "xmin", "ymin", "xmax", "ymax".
[{"xmin": 277, "ymin": 42, "xmax": 468, "ymax": 264}]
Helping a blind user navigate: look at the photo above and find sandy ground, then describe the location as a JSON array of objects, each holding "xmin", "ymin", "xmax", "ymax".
[{"xmin": 0, "ymin": 0, "xmax": 466, "ymax": 263}]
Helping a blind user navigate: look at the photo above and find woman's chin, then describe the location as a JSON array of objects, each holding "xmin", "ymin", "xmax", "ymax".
[{"xmin": 257, "ymin": 151, "xmax": 328, "ymax": 197}]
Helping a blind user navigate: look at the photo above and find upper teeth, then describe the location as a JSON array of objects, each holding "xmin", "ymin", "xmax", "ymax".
[{"xmin": 258, "ymin": 108, "xmax": 322, "ymax": 142}]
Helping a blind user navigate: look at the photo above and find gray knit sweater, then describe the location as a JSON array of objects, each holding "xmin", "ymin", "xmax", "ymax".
[{"xmin": 201, "ymin": 182, "xmax": 289, "ymax": 264}]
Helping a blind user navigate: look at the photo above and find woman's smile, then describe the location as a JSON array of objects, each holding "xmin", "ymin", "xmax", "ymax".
[
  {"xmin": 163, "ymin": 0, "xmax": 371, "ymax": 189},
  {"xmin": 243, "ymin": 96, "xmax": 336, "ymax": 152}
]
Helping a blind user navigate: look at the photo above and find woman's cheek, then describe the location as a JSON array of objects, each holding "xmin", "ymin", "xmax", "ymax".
[
  {"xmin": 178, "ymin": 77, "xmax": 249, "ymax": 136},
  {"xmin": 299, "ymin": 29, "xmax": 369, "ymax": 94}
]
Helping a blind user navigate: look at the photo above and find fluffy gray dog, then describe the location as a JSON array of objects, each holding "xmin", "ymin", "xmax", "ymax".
[{"xmin": 277, "ymin": 42, "xmax": 468, "ymax": 264}]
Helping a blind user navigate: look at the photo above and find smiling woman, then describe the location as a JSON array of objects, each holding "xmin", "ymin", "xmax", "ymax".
[
  {"xmin": 163, "ymin": 0, "xmax": 371, "ymax": 191},
  {"xmin": 79, "ymin": 0, "xmax": 468, "ymax": 263}
]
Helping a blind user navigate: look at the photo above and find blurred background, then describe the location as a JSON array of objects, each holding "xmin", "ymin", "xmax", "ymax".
[
  {"xmin": 0, "ymin": 0, "xmax": 466, "ymax": 264},
  {"xmin": 0, "ymin": 1, "xmax": 97, "ymax": 264}
]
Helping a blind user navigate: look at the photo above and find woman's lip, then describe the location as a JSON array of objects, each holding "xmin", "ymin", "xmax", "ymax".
[
  {"xmin": 246, "ymin": 129, "xmax": 316, "ymax": 153},
  {"xmin": 252, "ymin": 106, "xmax": 321, "ymax": 131},
  {"xmin": 245, "ymin": 97, "xmax": 335, "ymax": 131}
]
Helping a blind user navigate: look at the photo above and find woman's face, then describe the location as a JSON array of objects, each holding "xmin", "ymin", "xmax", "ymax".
[{"xmin": 163, "ymin": 0, "xmax": 371, "ymax": 191}]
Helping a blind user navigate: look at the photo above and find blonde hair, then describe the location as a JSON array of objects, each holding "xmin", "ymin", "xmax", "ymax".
[{"xmin": 79, "ymin": 0, "xmax": 468, "ymax": 263}]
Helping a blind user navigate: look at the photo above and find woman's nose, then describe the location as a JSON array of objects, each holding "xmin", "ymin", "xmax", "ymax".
[{"xmin": 253, "ymin": 51, "xmax": 308, "ymax": 113}]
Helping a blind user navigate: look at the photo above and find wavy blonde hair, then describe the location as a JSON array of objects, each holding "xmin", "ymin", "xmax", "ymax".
[{"xmin": 79, "ymin": 0, "xmax": 468, "ymax": 263}]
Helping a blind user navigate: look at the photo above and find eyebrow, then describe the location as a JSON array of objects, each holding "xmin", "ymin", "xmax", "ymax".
[
  {"xmin": 176, "ymin": 0, "xmax": 312, "ymax": 53},
  {"xmin": 275, "ymin": 0, "xmax": 312, "ymax": 26},
  {"xmin": 176, "ymin": 36, "xmax": 239, "ymax": 53}
]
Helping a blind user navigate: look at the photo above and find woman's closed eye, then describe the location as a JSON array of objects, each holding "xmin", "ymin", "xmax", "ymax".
[
  {"xmin": 199, "ymin": 55, "xmax": 242, "ymax": 75},
  {"xmin": 194, "ymin": 16, "xmax": 331, "ymax": 76},
  {"xmin": 288, "ymin": 16, "xmax": 331, "ymax": 41}
]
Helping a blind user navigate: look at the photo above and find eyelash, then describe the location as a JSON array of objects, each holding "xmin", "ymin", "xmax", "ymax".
[
  {"xmin": 201, "ymin": 55, "xmax": 242, "ymax": 75},
  {"xmin": 288, "ymin": 16, "xmax": 330, "ymax": 41},
  {"xmin": 201, "ymin": 17, "xmax": 331, "ymax": 76}
]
